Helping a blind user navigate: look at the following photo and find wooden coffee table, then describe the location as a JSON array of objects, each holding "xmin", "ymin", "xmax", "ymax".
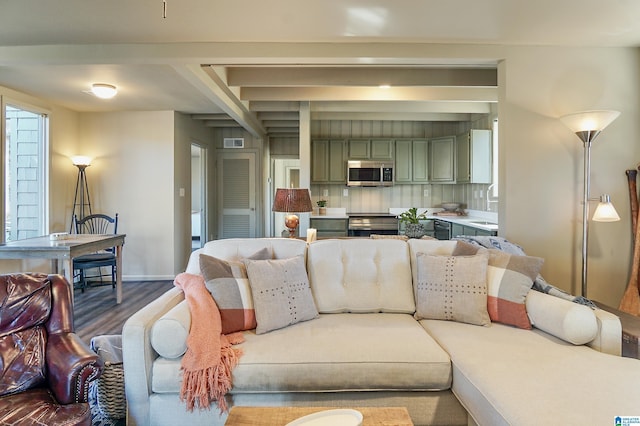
[{"xmin": 225, "ymin": 406, "xmax": 413, "ymax": 425}]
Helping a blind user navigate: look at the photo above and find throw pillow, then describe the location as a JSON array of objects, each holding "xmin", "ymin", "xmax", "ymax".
[
  {"xmin": 199, "ymin": 248, "xmax": 271, "ymax": 334},
  {"xmin": 414, "ymin": 252, "xmax": 490, "ymax": 326},
  {"xmin": 244, "ymin": 256, "xmax": 319, "ymax": 334},
  {"xmin": 451, "ymin": 240, "xmax": 482, "ymax": 256},
  {"xmin": 486, "ymin": 249, "xmax": 544, "ymax": 329}
]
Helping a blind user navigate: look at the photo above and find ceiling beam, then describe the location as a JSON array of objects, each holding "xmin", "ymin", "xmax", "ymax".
[
  {"xmin": 228, "ymin": 67, "xmax": 497, "ymax": 87},
  {"xmin": 173, "ymin": 64, "xmax": 265, "ymax": 138},
  {"xmin": 241, "ymin": 86, "xmax": 497, "ymax": 102}
]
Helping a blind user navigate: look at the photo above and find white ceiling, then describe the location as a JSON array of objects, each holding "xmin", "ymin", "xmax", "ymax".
[{"xmin": 1, "ymin": 0, "xmax": 639, "ymax": 137}]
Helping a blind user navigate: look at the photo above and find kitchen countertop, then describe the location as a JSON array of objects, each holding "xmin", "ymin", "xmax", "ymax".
[
  {"xmin": 428, "ymin": 215, "xmax": 498, "ymax": 232},
  {"xmin": 310, "ymin": 207, "xmax": 498, "ymax": 232}
]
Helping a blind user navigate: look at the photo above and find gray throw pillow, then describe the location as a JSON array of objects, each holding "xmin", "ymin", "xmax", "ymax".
[
  {"xmin": 414, "ymin": 252, "xmax": 490, "ymax": 326},
  {"xmin": 244, "ymin": 256, "xmax": 318, "ymax": 334}
]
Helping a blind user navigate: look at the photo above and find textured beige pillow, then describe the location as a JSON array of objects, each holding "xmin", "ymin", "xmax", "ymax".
[
  {"xmin": 245, "ymin": 256, "xmax": 318, "ymax": 334},
  {"xmin": 414, "ymin": 252, "xmax": 490, "ymax": 326}
]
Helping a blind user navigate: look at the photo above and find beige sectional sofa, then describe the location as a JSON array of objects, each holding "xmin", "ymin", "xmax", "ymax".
[{"xmin": 123, "ymin": 238, "xmax": 640, "ymax": 426}]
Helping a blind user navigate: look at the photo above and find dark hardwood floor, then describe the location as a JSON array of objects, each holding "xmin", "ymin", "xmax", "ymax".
[{"xmin": 74, "ymin": 280, "xmax": 175, "ymax": 344}]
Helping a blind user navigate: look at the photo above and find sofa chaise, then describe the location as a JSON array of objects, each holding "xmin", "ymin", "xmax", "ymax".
[{"xmin": 123, "ymin": 238, "xmax": 640, "ymax": 425}]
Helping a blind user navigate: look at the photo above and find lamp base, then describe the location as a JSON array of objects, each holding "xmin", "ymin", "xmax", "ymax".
[{"xmin": 284, "ymin": 214, "xmax": 299, "ymax": 238}]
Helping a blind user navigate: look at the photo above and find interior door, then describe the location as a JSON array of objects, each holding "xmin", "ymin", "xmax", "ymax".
[{"xmin": 217, "ymin": 152, "xmax": 257, "ymax": 238}]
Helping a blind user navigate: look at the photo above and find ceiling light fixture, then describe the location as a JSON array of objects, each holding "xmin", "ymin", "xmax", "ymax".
[{"xmin": 90, "ymin": 83, "xmax": 118, "ymax": 99}]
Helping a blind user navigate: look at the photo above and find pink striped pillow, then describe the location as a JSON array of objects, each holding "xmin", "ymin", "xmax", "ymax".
[
  {"xmin": 486, "ymin": 249, "xmax": 544, "ymax": 329},
  {"xmin": 199, "ymin": 248, "xmax": 271, "ymax": 334}
]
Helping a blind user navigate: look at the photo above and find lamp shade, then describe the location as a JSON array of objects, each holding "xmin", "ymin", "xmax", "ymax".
[
  {"xmin": 559, "ymin": 110, "xmax": 621, "ymax": 133},
  {"xmin": 272, "ymin": 188, "xmax": 313, "ymax": 213},
  {"xmin": 592, "ymin": 194, "xmax": 620, "ymax": 222},
  {"xmin": 71, "ymin": 156, "xmax": 92, "ymax": 167}
]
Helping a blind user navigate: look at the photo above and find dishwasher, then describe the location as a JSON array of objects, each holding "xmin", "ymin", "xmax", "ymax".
[{"xmin": 433, "ymin": 219, "xmax": 452, "ymax": 240}]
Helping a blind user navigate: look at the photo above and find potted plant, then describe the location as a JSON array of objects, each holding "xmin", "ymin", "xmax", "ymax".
[
  {"xmin": 317, "ymin": 200, "xmax": 327, "ymax": 215},
  {"xmin": 398, "ymin": 207, "xmax": 427, "ymax": 238}
]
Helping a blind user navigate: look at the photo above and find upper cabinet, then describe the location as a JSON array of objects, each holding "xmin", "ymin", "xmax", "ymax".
[
  {"xmin": 348, "ymin": 139, "xmax": 393, "ymax": 160},
  {"xmin": 429, "ymin": 136, "xmax": 456, "ymax": 183},
  {"xmin": 312, "ymin": 139, "xmax": 346, "ymax": 184},
  {"xmin": 455, "ymin": 129, "xmax": 492, "ymax": 184},
  {"xmin": 395, "ymin": 139, "xmax": 429, "ymax": 184}
]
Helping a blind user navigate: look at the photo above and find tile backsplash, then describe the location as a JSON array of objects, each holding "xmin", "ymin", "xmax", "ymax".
[{"xmin": 310, "ymin": 183, "xmax": 496, "ymax": 214}]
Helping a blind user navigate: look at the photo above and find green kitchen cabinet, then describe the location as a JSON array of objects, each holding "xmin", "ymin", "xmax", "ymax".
[
  {"xmin": 412, "ymin": 140, "xmax": 430, "ymax": 183},
  {"xmin": 394, "ymin": 140, "xmax": 413, "ymax": 183},
  {"xmin": 429, "ymin": 136, "xmax": 455, "ymax": 183},
  {"xmin": 394, "ymin": 139, "xmax": 429, "ymax": 183},
  {"xmin": 312, "ymin": 139, "xmax": 346, "ymax": 184},
  {"xmin": 455, "ymin": 129, "xmax": 492, "ymax": 184},
  {"xmin": 348, "ymin": 139, "xmax": 393, "ymax": 160}
]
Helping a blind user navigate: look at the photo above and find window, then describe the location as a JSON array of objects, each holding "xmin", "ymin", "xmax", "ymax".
[{"xmin": 3, "ymin": 103, "xmax": 49, "ymax": 242}]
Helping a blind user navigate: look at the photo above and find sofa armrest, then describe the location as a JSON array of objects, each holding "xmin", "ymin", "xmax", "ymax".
[
  {"xmin": 589, "ymin": 307, "xmax": 622, "ymax": 356},
  {"xmin": 46, "ymin": 332, "xmax": 103, "ymax": 404},
  {"xmin": 122, "ymin": 287, "xmax": 184, "ymax": 426}
]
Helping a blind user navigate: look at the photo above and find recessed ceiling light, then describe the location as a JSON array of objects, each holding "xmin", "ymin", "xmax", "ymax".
[
  {"xmin": 379, "ymin": 84, "xmax": 391, "ymax": 89},
  {"xmin": 90, "ymin": 83, "xmax": 118, "ymax": 99}
]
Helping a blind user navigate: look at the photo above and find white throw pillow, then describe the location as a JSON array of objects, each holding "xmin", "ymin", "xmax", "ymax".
[{"xmin": 525, "ymin": 289, "xmax": 598, "ymax": 345}]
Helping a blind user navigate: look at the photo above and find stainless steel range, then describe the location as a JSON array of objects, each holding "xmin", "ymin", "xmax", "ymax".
[{"xmin": 347, "ymin": 213, "xmax": 399, "ymax": 237}]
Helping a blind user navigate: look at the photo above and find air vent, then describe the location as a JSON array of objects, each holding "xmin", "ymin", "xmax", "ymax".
[{"xmin": 223, "ymin": 138, "xmax": 244, "ymax": 148}]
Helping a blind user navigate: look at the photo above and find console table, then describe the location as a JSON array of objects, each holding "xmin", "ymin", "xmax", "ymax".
[{"xmin": 0, "ymin": 234, "xmax": 126, "ymax": 305}]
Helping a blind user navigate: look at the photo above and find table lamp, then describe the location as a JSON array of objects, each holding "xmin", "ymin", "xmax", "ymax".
[{"xmin": 272, "ymin": 188, "xmax": 313, "ymax": 238}]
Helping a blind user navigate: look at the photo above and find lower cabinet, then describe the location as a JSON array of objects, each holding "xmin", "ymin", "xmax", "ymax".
[
  {"xmin": 451, "ymin": 223, "xmax": 497, "ymax": 238},
  {"xmin": 310, "ymin": 218, "xmax": 348, "ymax": 238}
]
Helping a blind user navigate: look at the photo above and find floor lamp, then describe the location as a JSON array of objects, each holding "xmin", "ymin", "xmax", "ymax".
[
  {"xmin": 560, "ymin": 110, "xmax": 621, "ymax": 298},
  {"xmin": 69, "ymin": 156, "xmax": 93, "ymax": 233}
]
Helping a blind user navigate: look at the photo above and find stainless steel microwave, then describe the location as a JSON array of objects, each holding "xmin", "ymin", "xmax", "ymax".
[{"xmin": 346, "ymin": 160, "xmax": 394, "ymax": 187}]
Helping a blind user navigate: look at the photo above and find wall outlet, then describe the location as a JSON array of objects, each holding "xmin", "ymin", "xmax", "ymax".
[
  {"xmin": 179, "ymin": 188, "xmax": 185, "ymax": 197},
  {"xmin": 322, "ymin": 189, "xmax": 329, "ymax": 197},
  {"xmin": 423, "ymin": 189, "xmax": 429, "ymax": 197},
  {"xmin": 343, "ymin": 188, "xmax": 349, "ymax": 197}
]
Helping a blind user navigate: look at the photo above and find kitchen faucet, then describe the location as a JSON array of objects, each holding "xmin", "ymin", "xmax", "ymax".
[{"xmin": 486, "ymin": 183, "xmax": 499, "ymax": 211}]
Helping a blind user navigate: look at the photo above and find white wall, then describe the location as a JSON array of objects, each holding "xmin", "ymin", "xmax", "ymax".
[
  {"xmin": 499, "ymin": 46, "xmax": 640, "ymax": 306},
  {"xmin": 78, "ymin": 111, "xmax": 176, "ymax": 280}
]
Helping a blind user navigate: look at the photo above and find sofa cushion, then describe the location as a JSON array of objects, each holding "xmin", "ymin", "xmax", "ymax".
[
  {"xmin": 307, "ymin": 239, "xmax": 415, "ymax": 313},
  {"xmin": 245, "ymin": 256, "xmax": 318, "ymax": 334},
  {"xmin": 150, "ymin": 313, "xmax": 453, "ymax": 394},
  {"xmin": 420, "ymin": 319, "xmax": 640, "ymax": 426},
  {"xmin": 485, "ymin": 249, "xmax": 544, "ymax": 329},
  {"xmin": 525, "ymin": 290, "xmax": 597, "ymax": 345},
  {"xmin": 200, "ymin": 248, "xmax": 270, "ymax": 334},
  {"xmin": 414, "ymin": 252, "xmax": 490, "ymax": 326}
]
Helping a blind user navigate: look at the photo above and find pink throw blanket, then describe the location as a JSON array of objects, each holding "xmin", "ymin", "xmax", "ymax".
[{"xmin": 173, "ymin": 272, "xmax": 244, "ymax": 412}]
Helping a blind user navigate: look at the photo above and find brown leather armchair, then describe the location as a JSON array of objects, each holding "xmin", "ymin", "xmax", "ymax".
[{"xmin": 0, "ymin": 273, "xmax": 104, "ymax": 425}]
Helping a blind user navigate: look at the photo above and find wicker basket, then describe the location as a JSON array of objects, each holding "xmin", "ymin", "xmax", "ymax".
[{"xmin": 90, "ymin": 335, "xmax": 126, "ymax": 419}]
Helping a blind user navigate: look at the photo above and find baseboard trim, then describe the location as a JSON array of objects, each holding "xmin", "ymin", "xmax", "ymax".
[{"xmin": 123, "ymin": 275, "xmax": 175, "ymax": 281}]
